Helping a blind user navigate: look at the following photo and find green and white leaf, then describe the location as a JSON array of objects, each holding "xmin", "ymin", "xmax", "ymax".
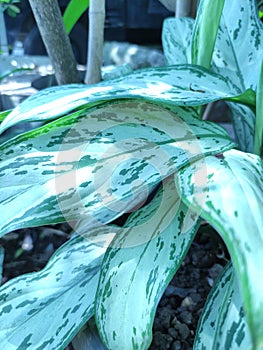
[
  {"xmin": 226, "ymin": 102, "xmax": 255, "ymax": 153},
  {"xmin": 0, "ymin": 228, "xmax": 114, "ymax": 350},
  {"xmin": 213, "ymin": 0, "xmax": 263, "ymax": 91},
  {"xmin": 212, "ymin": 0, "xmax": 262, "ymax": 151},
  {"xmin": 95, "ymin": 177, "xmax": 200, "ymax": 350},
  {"xmin": 0, "ymin": 101, "xmax": 235, "ymax": 236},
  {"xmin": 176, "ymin": 149, "xmax": 263, "ymax": 348},
  {"xmin": 191, "ymin": 0, "xmax": 225, "ymax": 69},
  {"xmin": 194, "ymin": 262, "xmax": 252, "ymax": 350},
  {"xmin": 162, "ymin": 17, "xmax": 194, "ymax": 65},
  {"xmin": 0, "ymin": 65, "xmax": 243, "ymax": 134}
]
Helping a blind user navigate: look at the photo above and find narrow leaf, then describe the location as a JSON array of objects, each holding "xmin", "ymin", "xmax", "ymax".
[
  {"xmin": 176, "ymin": 149, "xmax": 263, "ymax": 348},
  {"xmin": 95, "ymin": 177, "xmax": 200, "ymax": 350},
  {"xmin": 191, "ymin": 0, "xmax": 225, "ymax": 68},
  {"xmin": 63, "ymin": 0, "xmax": 90, "ymax": 34},
  {"xmin": 194, "ymin": 263, "xmax": 252, "ymax": 349}
]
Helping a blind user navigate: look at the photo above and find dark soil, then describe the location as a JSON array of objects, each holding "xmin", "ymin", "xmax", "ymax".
[{"xmin": 0, "ymin": 222, "xmax": 228, "ymax": 350}]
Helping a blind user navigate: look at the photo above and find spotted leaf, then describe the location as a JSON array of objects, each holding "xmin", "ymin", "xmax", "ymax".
[
  {"xmin": 191, "ymin": 0, "xmax": 225, "ymax": 69},
  {"xmin": 0, "ymin": 101, "xmax": 235, "ymax": 236},
  {"xmin": 0, "ymin": 227, "xmax": 114, "ymax": 350},
  {"xmin": 0, "ymin": 65, "xmax": 243, "ymax": 135},
  {"xmin": 162, "ymin": 17, "xmax": 194, "ymax": 65},
  {"xmin": 176, "ymin": 149, "xmax": 263, "ymax": 348},
  {"xmin": 194, "ymin": 263, "xmax": 252, "ymax": 349},
  {"xmin": 95, "ymin": 177, "xmax": 200, "ymax": 350}
]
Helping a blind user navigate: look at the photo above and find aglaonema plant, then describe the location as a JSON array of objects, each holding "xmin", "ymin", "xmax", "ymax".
[{"xmin": 0, "ymin": 0, "xmax": 262, "ymax": 349}]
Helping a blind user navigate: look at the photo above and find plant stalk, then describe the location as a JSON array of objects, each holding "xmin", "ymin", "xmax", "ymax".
[
  {"xmin": 28, "ymin": 0, "xmax": 81, "ymax": 85},
  {"xmin": 0, "ymin": 8, "xmax": 9, "ymax": 55},
  {"xmin": 175, "ymin": 0, "xmax": 197, "ymax": 18},
  {"xmin": 85, "ymin": 0, "xmax": 105, "ymax": 84}
]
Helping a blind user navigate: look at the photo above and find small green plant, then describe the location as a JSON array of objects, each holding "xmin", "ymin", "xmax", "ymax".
[{"xmin": 0, "ymin": 0, "xmax": 262, "ymax": 349}]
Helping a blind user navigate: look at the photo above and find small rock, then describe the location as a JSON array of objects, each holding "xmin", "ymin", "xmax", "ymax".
[
  {"xmin": 149, "ymin": 331, "xmax": 173, "ymax": 349},
  {"xmin": 175, "ymin": 323, "xmax": 190, "ymax": 340},
  {"xmin": 181, "ymin": 296, "xmax": 194, "ymax": 308},
  {"xmin": 179, "ymin": 310, "xmax": 193, "ymax": 325},
  {"xmin": 168, "ymin": 327, "xmax": 178, "ymax": 339},
  {"xmin": 171, "ymin": 340, "xmax": 182, "ymax": 350}
]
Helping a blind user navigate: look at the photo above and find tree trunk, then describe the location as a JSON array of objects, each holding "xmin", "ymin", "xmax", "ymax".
[
  {"xmin": 28, "ymin": 0, "xmax": 81, "ymax": 85},
  {"xmin": 85, "ymin": 0, "xmax": 105, "ymax": 85}
]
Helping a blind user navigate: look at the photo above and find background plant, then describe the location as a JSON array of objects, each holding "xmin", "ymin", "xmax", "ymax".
[{"xmin": 0, "ymin": 0, "xmax": 262, "ymax": 350}]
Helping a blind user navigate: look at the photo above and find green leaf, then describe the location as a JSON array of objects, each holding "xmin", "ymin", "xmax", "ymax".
[
  {"xmin": 255, "ymin": 61, "xmax": 263, "ymax": 156},
  {"xmin": 0, "ymin": 228, "xmax": 113, "ymax": 350},
  {"xmin": 176, "ymin": 149, "xmax": 263, "ymax": 349},
  {"xmin": 0, "ymin": 65, "xmax": 243, "ymax": 135},
  {"xmin": 0, "ymin": 101, "xmax": 235, "ymax": 236},
  {"xmin": 194, "ymin": 263, "xmax": 252, "ymax": 349},
  {"xmin": 191, "ymin": 0, "xmax": 225, "ymax": 68},
  {"xmin": 162, "ymin": 17, "xmax": 194, "ymax": 65},
  {"xmin": 63, "ymin": 0, "xmax": 89, "ymax": 34},
  {"xmin": 0, "ymin": 109, "xmax": 11, "ymax": 123},
  {"xmin": 95, "ymin": 177, "xmax": 200, "ymax": 350}
]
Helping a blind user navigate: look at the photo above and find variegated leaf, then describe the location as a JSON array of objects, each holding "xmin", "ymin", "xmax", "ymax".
[
  {"xmin": 213, "ymin": 0, "xmax": 263, "ymax": 91},
  {"xmin": 212, "ymin": 0, "xmax": 263, "ymax": 151},
  {"xmin": 0, "ymin": 227, "xmax": 114, "ymax": 350},
  {"xmin": 0, "ymin": 101, "xmax": 235, "ymax": 236},
  {"xmin": 191, "ymin": 0, "xmax": 225, "ymax": 69},
  {"xmin": 0, "ymin": 65, "xmax": 243, "ymax": 134},
  {"xmin": 194, "ymin": 263, "xmax": 252, "ymax": 349},
  {"xmin": 226, "ymin": 101, "xmax": 255, "ymax": 153},
  {"xmin": 162, "ymin": 17, "xmax": 194, "ymax": 65},
  {"xmin": 176, "ymin": 149, "xmax": 263, "ymax": 348},
  {"xmin": 95, "ymin": 177, "xmax": 200, "ymax": 350}
]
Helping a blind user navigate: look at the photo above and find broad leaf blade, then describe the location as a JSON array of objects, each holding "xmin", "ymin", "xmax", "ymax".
[
  {"xmin": 0, "ymin": 228, "xmax": 113, "ymax": 350},
  {"xmin": 95, "ymin": 177, "xmax": 200, "ymax": 350},
  {"xmin": 194, "ymin": 263, "xmax": 252, "ymax": 349},
  {"xmin": 162, "ymin": 17, "xmax": 194, "ymax": 65},
  {"xmin": 0, "ymin": 101, "xmax": 235, "ymax": 236},
  {"xmin": 191, "ymin": 0, "xmax": 225, "ymax": 68},
  {"xmin": 176, "ymin": 149, "xmax": 263, "ymax": 348},
  {"xmin": 213, "ymin": 0, "xmax": 263, "ymax": 91},
  {"xmin": 0, "ymin": 65, "xmax": 242, "ymax": 135}
]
